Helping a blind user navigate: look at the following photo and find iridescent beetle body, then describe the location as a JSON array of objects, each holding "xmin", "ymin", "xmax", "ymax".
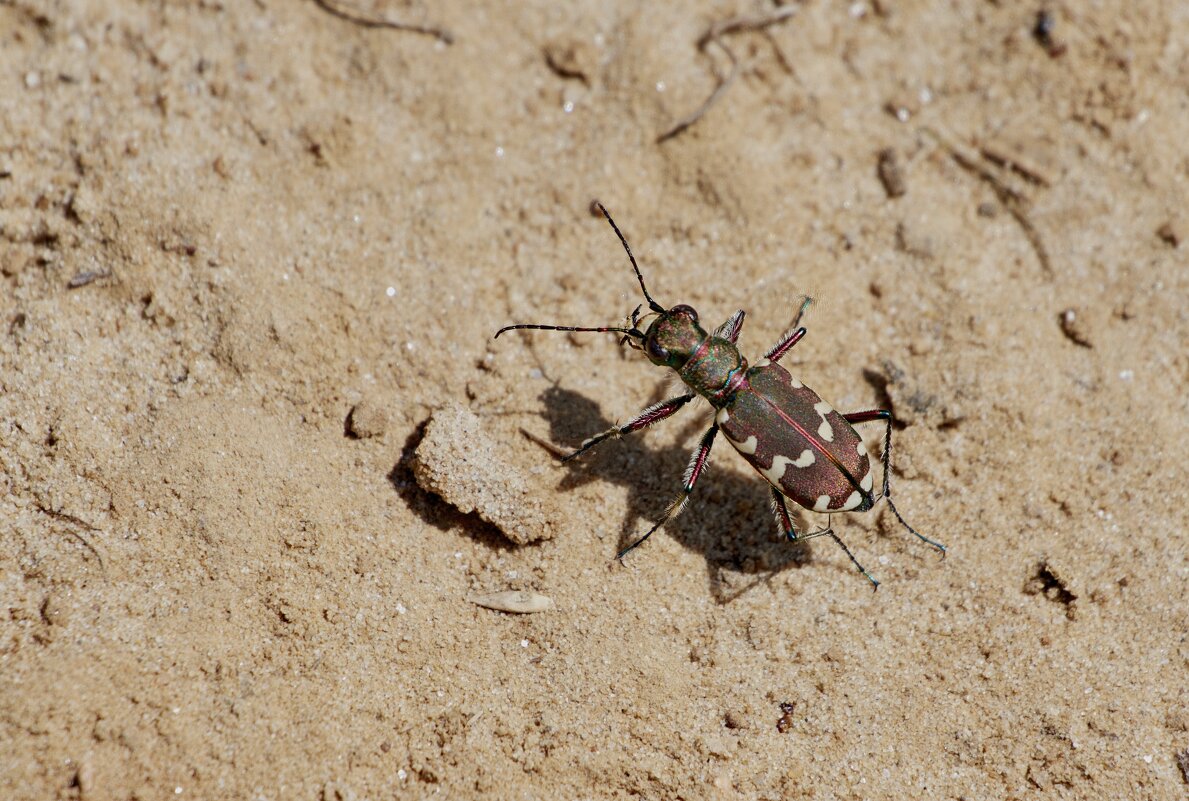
[
  {"xmin": 495, "ymin": 204, "xmax": 946, "ymax": 587},
  {"xmin": 718, "ymin": 361, "xmax": 874, "ymax": 514}
]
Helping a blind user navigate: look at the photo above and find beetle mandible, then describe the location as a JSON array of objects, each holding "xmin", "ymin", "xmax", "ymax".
[{"xmin": 495, "ymin": 203, "xmax": 946, "ymax": 587}]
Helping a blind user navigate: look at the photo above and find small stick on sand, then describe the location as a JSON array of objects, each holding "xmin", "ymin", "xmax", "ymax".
[
  {"xmin": 311, "ymin": 0, "xmax": 453, "ymax": 45},
  {"xmin": 468, "ymin": 590, "xmax": 553, "ymax": 614},
  {"xmin": 519, "ymin": 428, "xmax": 573, "ymax": 461},
  {"xmin": 921, "ymin": 125, "xmax": 1053, "ymax": 278},
  {"xmin": 657, "ymin": 5, "xmax": 799, "ymax": 143},
  {"xmin": 35, "ymin": 503, "xmax": 106, "ymax": 570},
  {"xmin": 67, "ymin": 270, "xmax": 111, "ymax": 289}
]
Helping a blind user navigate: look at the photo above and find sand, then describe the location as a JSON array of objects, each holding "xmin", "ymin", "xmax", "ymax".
[{"xmin": 2, "ymin": 1, "xmax": 1187, "ymax": 799}]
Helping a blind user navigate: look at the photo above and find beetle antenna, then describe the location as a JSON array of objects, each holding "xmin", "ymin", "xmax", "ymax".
[
  {"xmin": 495, "ymin": 323, "xmax": 643, "ymax": 339},
  {"xmin": 594, "ymin": 202, "xmax": 665, "ymax": 314}
]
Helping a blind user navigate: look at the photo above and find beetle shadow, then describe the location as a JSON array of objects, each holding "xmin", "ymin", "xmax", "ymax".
[{"xmin": 534, "ymin": 385, "xmax": 823, "ymax": 602}]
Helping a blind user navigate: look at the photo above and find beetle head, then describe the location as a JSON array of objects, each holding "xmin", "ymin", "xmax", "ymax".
[{"xmin": 637, "ymin": 304, "xmax": 704, "ymax": 368}]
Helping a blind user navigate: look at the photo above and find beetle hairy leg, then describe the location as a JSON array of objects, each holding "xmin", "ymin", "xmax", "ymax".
[
  {"xmin": 712, "ymin": 309, "xmax": 747, "ymax": 344},
  {"xmin": 763, "ymin": 326, "xmax": 807, "ymax": 363},
  {"xmin": 763, "ymin": 296, "xmax": 816, "ymax": 363},
  {"xmin": 562, "ymin": 393, "xmax": 695, "ymax": 463},
  {"xmin": 617, "ymin": 423, "xmax": 718, "ymax": 559}
]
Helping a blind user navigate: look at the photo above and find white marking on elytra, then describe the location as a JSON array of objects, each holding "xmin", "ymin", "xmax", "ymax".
[
  {"xmin": 725, "ymin": 433, "xmax": 758, "ymax": 455},
  {"xmin": 839, "ymin": 490, "xmax": 863, "ymax": 511},
  {"xmin": 753, "ymin": 358, "xmax": 771, "ymax": 368},
  {"xmin": 860, "ymin": 470, "xmax": 874, "ymax": 492},
  {"xmin": 856, "ymin": 440, "xmax": 868, "ymax": 459},
  {"xmin": 759, "ymin": 454, "xmax": 793, "ymax": 484},
  {"xmin": 812, "ymin": 400, "xmax": 835, "ymax": 442},
  {"xmin": 715, "ymin": 407, "xmax": 730, "ymax": 425},
  {"xmin": 792, "ymin": 449, "xmax": 815, "ymax": 468},
  {"xmin": 813, "ymin": 494, "xmax": 832, "ymax": 512},
  {"xmin": 789, "ymin": 376, "xmax": 803, "ymax": 388}
]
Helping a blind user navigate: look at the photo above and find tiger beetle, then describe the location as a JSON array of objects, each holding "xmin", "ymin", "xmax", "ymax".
[{"xmin": 495, "ymin": 203, "xmax": 946, "ymax": 588}]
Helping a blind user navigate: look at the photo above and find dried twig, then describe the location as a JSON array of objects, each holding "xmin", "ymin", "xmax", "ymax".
[
  {"xmin": 979, "ymin": 140, "xmax": 1055, "ymax": 187},
  {"xmin": 311, "ymin": 0, "xmax": 453, "ymax": 45},
  {"xmin": 921, "ymin": 125, "xmax": 1053, "ymax": 277},
  {"xmin": 519, "ymin": 428, "xmax": 572, "ymax": 461},
  {"xmin": 657, "ymin": 5, "xmax": 799, "ymax": 143},
  {"xmin": 67, "ymin": 270, "xmax": 110, "ymax": 289},
  {"xmin": 35, "ymin": 503, "xmax": 106, "ymax": 570}
]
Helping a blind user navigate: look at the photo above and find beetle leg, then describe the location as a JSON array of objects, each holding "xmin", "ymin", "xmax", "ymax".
[
  {"xmin": 769, "ymin": 488, "xmax": 828, "ymax": 540},
  {"xmin": 771, "ymin": 490, "xmax": 878, "ymax": 588},
  {"xmin": 712, "ymin": 309, "xmax": 746, "ymax": 343},
  {"xmin": 617, "ymin": 424, "xmax": 719, "ymax": 559},
  {"xmin": 844, "ymin": 409, "xmax": 947, "ymax": 554},
  {"xmin": 790, "ymin": 295, "xmax": 814, "ymax": 329},
  {"xmin": 763, "ymin": 296, "xmax": 815, "ymax": 362},
  {"xmin": 763, "ymin": 326, "xmax": 807, "ymax": 363},
  {"xmin": 561, "ymin": 393, "xmax": 695, "ymax": 462}
]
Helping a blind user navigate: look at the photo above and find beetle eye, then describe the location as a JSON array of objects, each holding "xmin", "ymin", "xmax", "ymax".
[
  {"xmin": 646, "ymin": 336, "xmax": 668, "ymax": 361},
  {"xmin": 671, "ymin": 304, "xmax": 698, "ymax": 322}
]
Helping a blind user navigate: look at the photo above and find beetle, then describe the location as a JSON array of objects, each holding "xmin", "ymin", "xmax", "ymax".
[{"xmin": 495, "ymin": 203, "xmax": 946, "ymax": 587}]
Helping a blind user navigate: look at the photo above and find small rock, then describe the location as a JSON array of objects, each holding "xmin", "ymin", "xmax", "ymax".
[
  {"xmin": 1058, "ymin": 307, "xmax": 1094, "ymax": 348},
  {"xmin": 1033, "ymin": 9, "xmax": 1067, "ymax": 58},
  {"xmin": 1156, "ymin": 219, "xmax": 1183, "ymax": 248},
  {"xmin": 877, "ymin": 147, "xmax": 907, "ymax": 198},
  {"xmin": 776, "ymin": 701, "xmax": 796, "ymax": 733},
  {"xmin": 412, "ymin": 403, "xmax": 554, "ymax": 544},
  {"xmin": 347, "ymin": 400, "xmax": 388, "ymax": 439},
  {"xmin": 543, "ymin": 37, "xmax": 597, "ymax": 85},
  {"xmin": 884, "ymin": 93, "xmax": 920, "ymax": 123}
]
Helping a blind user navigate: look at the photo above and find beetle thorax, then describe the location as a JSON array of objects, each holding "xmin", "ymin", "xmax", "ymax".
[
  {"xmin": 680, "ymin": 338, "xmax": 747, "ymax": 404},
  {"xmin": 642, "ymin": 305, "xmax": 748, "ymax": 404}
]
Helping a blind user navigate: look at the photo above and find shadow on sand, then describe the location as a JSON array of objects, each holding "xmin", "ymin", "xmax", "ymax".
[{"xmin": 531, "ymin": 385, "xmax": 836, "ymax": 603}]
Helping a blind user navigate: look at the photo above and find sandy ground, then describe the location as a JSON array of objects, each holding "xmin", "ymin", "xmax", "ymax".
[{"xmin": 2, "ymin": 1, "xmax": 1187, "ymax": 799}]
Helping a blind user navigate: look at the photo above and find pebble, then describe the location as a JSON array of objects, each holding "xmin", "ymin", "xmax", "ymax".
[
  {"xmin": 877, "ymin": 147, "xmax": 907, "ymax": 198},
  {"xmin": 1058, "ymin": 307, "xmax": 1094, "ymax": 348},
  {"xmin": 1156, "ymin": 219, "xmax": 1183, "ymax": 248},
  {"xmin": 346, "ymin": 400, "xmax": 388, "ymax": 439}
]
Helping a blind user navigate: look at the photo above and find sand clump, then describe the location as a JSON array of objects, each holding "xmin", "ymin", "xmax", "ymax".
[{"xmin": 412, "ymin": 403, "xmax": 555, "ymax": 545}]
